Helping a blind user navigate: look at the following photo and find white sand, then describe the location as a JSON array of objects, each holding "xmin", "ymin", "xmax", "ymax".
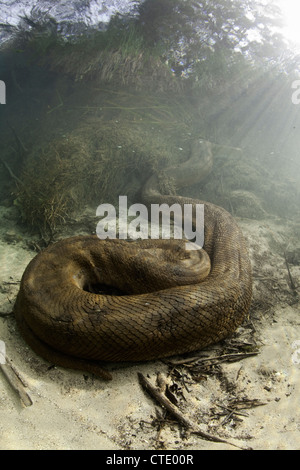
[{"xmin": 0, "ymin": 207, "xmax": 299, "ymax": 451}]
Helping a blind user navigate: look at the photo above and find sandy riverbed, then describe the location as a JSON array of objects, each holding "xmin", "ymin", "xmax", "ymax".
[{"xmin": 0, "ymin": 204, "xmax": 299, "ymax": 451}]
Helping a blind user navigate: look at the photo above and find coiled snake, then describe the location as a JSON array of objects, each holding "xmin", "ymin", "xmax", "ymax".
[{"xmin": 14, "ymin": 140, "xmax": 252, "ymax": 380}]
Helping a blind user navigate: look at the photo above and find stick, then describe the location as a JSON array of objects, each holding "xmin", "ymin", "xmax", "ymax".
[
  {"xmin": 0, "ymin": 157, "xmax": 24, "ymax": 187},
  {"xmin": 47, "ymin": 89, "xmax": 64, "ymax": 114},
  {"xmin": 138, "ymin": 372, "xmax": 250, "ymax": 450},
  {"xmin": 0, "ymin": 356, "xmax": 32, "ymax": 407},
  {"xmin": 7, "ymin": 122, "xmax": 28, "ymax": 154},
  {"xmin": 169, "ymin": 351, "xmax": 259, "ymax": 366}
]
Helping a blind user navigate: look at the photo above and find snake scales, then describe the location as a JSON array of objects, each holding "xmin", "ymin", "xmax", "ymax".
[{"xmin": 14, "ymin": 140, "xmax": 252, "ymax": 380}]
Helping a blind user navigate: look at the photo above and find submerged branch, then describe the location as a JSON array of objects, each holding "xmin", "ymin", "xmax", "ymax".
[
  {"xmin": 0, "ymin": 157, "xmax": 25, "ymax": 188},
  {"xmin": 138, "ymin": 372, "xmax": 250, "ymax": 450},
  {"xmin": 0, "ymin": 356, "xmax": 32, "ymax": 407}
]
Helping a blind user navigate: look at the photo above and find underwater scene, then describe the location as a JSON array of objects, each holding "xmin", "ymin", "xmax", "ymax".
[{"xmin": 0, "ymin": 0, "xmax": 299, "ymax": 451}]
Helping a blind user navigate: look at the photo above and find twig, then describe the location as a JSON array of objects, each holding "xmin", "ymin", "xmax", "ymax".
[
  {"xmin": 7, "ymin": 123, "xmax": 28, "ymax": 154},
  {"xmin": 138, "ymin": 372, "xmax": 250, "ymax": 450},
  {"xmin": 47, "ymin": 89, "xmax": 64, "ymax": 114},
  {"xmin": 217, "ymin": 404, "xmax": 249, "ymax": 425},
  {"xmin": 168, "ymin": 351, "xmax": 259, "ymax": 366},
  {"xmin": 0, "ymin": 157, "xmax": 25, "ymax": 187},
  {"xmin": 11, "ymin": 68, "xmax": 23, "ymax": 93},
  {"xmin": 0, "ymin": 356, "xmax": 32, "ymax": 407}
]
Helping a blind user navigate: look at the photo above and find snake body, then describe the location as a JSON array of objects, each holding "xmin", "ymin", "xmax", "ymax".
[{"xmin": 14, "ymin": 140, "xmax": 252, "ymax": 379}]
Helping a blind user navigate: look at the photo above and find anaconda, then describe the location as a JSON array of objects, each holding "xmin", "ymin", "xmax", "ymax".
[{"xmin": 14, "ymin": 140, "xmax": 252, "ymax": 380}]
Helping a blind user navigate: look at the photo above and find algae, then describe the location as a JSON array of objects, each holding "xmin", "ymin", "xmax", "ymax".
[{"xmin": 15, "ymin": 104, "xmax": 191, "ymax": 234}]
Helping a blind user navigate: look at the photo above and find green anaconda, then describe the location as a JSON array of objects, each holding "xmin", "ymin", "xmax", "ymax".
[{"xmin": 14, "ymin": 140, "xmax": 252, "ymax": 380}]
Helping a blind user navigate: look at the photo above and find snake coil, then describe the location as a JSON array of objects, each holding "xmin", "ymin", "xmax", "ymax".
[{"xmin": 14, "ymin": 140, "xmax": 252, "ymax": 380}]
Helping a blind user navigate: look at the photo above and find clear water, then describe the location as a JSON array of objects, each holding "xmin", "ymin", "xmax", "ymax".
[{"xmin": 0, "ymin": 1, "xmax": 299, "ymax": 451}]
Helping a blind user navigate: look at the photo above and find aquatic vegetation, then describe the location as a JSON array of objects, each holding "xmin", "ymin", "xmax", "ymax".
[
  {"xmin": 47, "ymin": 29, "xmax": 179, "ymax": 92},
  {"xmin": 15, "ymin": 111, "xmax": 188, "ymax": 234},
  {"xmin": 15, "ymin": 136, "xmax": 92, "ymax": 234},
  {"xmin": 5, "ymin": 13, "xmax": 180, "ymax": 93},
  {"xmin": 2, "ymin": 1, "xmax": 299, "ymax": 237}
]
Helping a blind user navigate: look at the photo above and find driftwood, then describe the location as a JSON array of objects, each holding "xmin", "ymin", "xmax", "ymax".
[
  {"xmin": 138, "ymin": 372, "xmax": 251, "ymax": 450},
  {"xmin": 0, "ymin": 354, "xmax": 32, "ymax": 407}
]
